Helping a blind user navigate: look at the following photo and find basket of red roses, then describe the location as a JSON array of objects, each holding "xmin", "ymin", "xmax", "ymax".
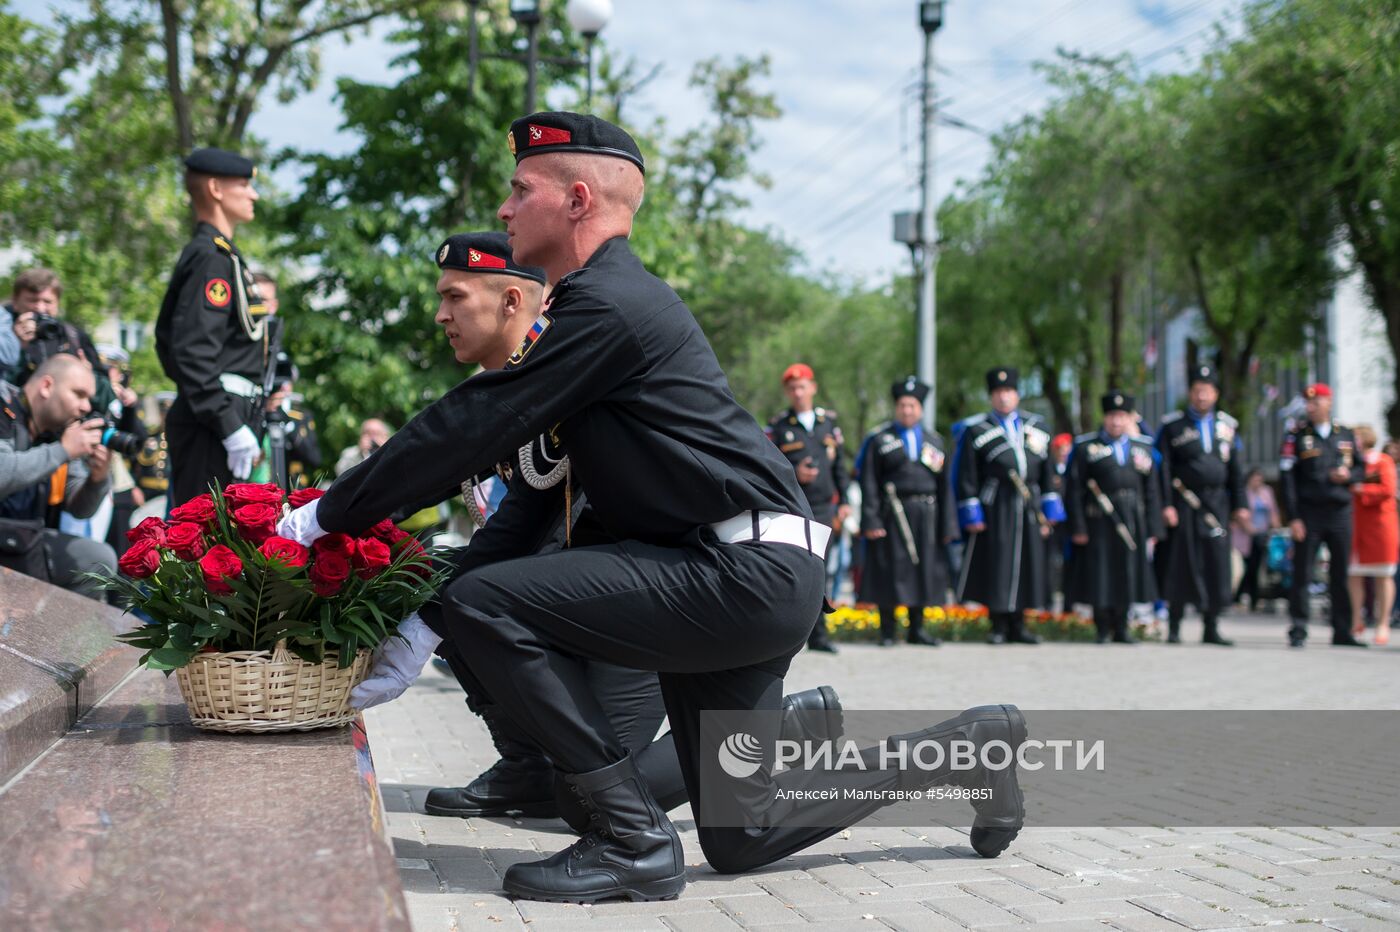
[{"xmin": 101, "ymin": 482, "xmax": 447, "ymax": 733}]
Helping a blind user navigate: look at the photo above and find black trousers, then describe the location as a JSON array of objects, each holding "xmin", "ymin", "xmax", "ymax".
[
  {"xmin": 438, "ymin": 635, "xmax": 670, "ymax": 767},
  {"xmin": 1092, "ymin": 605, "xmax": 1127, "ymax": 640},
  {"xmin": 446, "ymin": 533, "xmax": 904, "ymax": 873},
  {"xmin": 1235, "ymin": 531, "xmax": 1270, "ymax": 606},
  {"xmin": 166, "ymin": 397, "xmax": 261, "ymax": 507},
  {"xmin": 878, "ymin": 604, "xmax": 926, "ymax": 641},
  {"xmin": 1289, "ymin": 504, "xmax": 1353, "ymax": 640}
]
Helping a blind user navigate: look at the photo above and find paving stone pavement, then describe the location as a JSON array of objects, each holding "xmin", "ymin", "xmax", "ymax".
[{"xmin": 364, "ymin": 612, "xmax": 1400, "ymax": 930}]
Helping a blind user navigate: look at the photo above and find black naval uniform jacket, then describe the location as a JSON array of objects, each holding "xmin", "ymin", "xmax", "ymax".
[
  {"xmin": 1154, "ymin": 408, "xmax": 1246, "ymax": 610},
  {"xmin": 765, "ymin": 407, "xmax": 847, "ymax": 523},
  {"xmin": 857, "ymin": 422, "xmax": 956, "ymax": 607},
  {"xmin": 1279, "ymin": 421, "xmax": 1363, "ymax": 520},
  {"xmin": 317, "ymin": 236, "xmax": 813, "ymax": 559},
  {"xmin": 155, "ymin": 222, "xmax": 269, "ymax": 442},
  {"xmin": 1065, "ymin": 431, "xmax": 1163, "ymax": 609},
  {"xmin": 953, "ymin": 411, "xmax": 1063, "ymax": 614}
]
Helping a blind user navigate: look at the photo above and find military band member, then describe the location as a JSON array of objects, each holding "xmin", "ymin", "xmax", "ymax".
[
  {"xmin": 857, "ymin": 376, "xmax": 956, "ymax": 646},
  {"xmin": 1280, "ymin": 382, "xmax": 1367, "ymax": 647},
  {"xmin": 766, "ymin": 363, "xmax": 850, "ymax": 652},
  {"xmin": 954, "ymin": 367, "xmax": 1064, "ymax": 644},
  {"xmin": 1066, "ymin": 392, "xmax": 1163, "ymax": 643},
  {"xmin": 1155, "ymin": 365, "xmax": 1248, "ymax": 645},
  {"xmin": 155, "ymin": 147, "xmax": 274, "ymax": 507}
]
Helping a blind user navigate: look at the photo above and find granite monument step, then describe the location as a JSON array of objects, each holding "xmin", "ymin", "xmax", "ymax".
[{"xmin": 0, "ymin": 670, "xmax": 410, "ymax": 931}]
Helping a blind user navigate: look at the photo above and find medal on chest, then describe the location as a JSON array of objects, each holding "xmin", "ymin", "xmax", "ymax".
[{"xmin": 920, "ymin": 443, "xmax": 945, "ymax": 473}]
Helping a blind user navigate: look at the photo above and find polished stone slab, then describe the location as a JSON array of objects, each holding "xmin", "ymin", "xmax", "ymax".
[
  {"xmin": 0, "ymin": 671, "xmax": 409, "ymax": 931},
  {"xmin": 0, "ymin": 566, "xmax": 139, "ymax": 718},
  {"xmin": 0, "ymin": 651, "xmax": 72, "ymax": 786}
]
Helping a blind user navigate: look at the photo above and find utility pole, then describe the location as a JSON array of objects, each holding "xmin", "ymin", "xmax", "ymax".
[{"xmin": 917, "ymin": 1, "xmax": 944, "ymax": 429}]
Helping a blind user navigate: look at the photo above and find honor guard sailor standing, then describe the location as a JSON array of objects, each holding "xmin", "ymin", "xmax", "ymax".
[
  {"xmin": 954, "ymin": 367, "xmax": 1064, "ymax": 644},
  {"xmin": 1066, "ymin": 392, "xmax": 1163, "ymax": 643},
  {"xmin": 1280, "ymin": 383, "xmax": 1367, "ymax": 648},
  {"xmin": 857, "ymin": 376, "xmax": 957, "ymax": 646},
  {"xmin": 155, "ymin": 147, "xmax": 273, "ymax": 507},
  {"xmin": 766, "ymin": 363, "xmax": 850, "ymax": 652},
  {"xmin": 1155, "ymin": 365, "xmax": 1248, "ymax": 645}
]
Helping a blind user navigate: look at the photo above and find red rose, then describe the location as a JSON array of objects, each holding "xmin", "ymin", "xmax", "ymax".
[
  {"xmin": 163, "ymin": 522, "xmax": 207, "ymax": 561},
  {"xmin": 260, "ymin": 536, "xmax": 310, "ymax": 569},
  {"xmin": 367, "ymin": 517, "xmax": 400, "ymax": 541},
  {"xmin": 169, "ymin": 494, "xmax": 218, "ymax": 529},
  {"xmin": 288, "ymin": 487, "xmax": 326, "ymax": 508},
  {"xmin": 309, "ymin": 550, "xmax": 352, "ymax": 597},
  {"xmin": 224, "ymin": 482, "xmax": 286, "ymax": 508},
  {"xmin": 117, "ymin": 538, "xmax": 162, "ymax": 578},
  {"xmin": 126, "ymin": 516, "xmax": 168, "ymax": 546},
  {"xmin": 313, "ymin": 533, "xmax": 355, "ymax": 556},
  {"xmin": 393, "ymin": 535, "xmax": 432, "ymax": 578},
  {"xmin": 352, "ymin": 537, "xmax": 392, "ymax": 579},
  {"xmin": 231, "ymin": 502, "xmax": 279, "ymax": 544},
  {"xmin": 199, "ymin": 544, "xmax": 243, "ymax": 595}
]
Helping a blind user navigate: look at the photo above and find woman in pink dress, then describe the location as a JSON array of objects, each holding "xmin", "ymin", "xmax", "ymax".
[{"xmin": 1348, "ymin": 425, "xmax": 1397, "ymax": 645}]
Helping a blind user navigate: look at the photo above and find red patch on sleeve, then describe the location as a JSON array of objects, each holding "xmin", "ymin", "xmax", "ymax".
[
  {"xmin": 1281, "ymin": 438, "xmax": 1295, "ymax": 456},
  {"xmin": 204, "ymin": 279, "xmax": 232, "ymax": 308}
]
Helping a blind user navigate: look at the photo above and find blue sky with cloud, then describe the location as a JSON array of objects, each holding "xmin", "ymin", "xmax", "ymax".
[{"xmin": 18, "ymin": 0, "xmax": 1242, "ymax": 279}]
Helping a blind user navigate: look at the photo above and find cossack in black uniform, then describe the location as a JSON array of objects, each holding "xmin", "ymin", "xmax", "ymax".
[
  {"xmin": 1065, "ymin": 392, "xmax": 1163, "ymax": 643},
  {"xmin": 954, "ymin": 367, "xmax": 1064, "ymax": 644},
  {"xmin": 857, "ymin": 377, "xmax": 956, "ymax": 645},
  {"xmin": 1153, "ymin": 365, "xmax": 1244, "ymax": 645},
  {"xmin": 1279, "ymin": 382, "xmax": 1366, "ymax": 647}
]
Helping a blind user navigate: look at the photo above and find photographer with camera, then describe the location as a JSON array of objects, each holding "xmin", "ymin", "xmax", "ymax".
[
  {"xmin": 0, "ymin": 353, "xmax": 117, "ymax": 598},
  {"xmin": 4, "ymin": 269, "xmax": 110, "ymax": 395},
  {"xmin": 335, "ymin": 417, "xmax": 391, "ymax": 476}
]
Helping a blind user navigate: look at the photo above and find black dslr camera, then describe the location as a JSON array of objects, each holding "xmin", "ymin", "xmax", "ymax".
[
  {"xmin": 99, "ymin": 417, "xmax": 144, "ymax": 458},
  {"xmin": 29, "ymin": 313, "xmax": 66, "ymax": 343}
]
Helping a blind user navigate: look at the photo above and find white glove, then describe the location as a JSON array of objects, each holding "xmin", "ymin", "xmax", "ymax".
[
  {"xmin": 349, "ymin": 613, "xmax": 444, "ymax": 710},
  {"xmin": 222, "ymin": 425, "xmax": 260, "ymax": 480},
  {"xmin": 276, "ymin": 499, "xmax": 326, "ymax": 547}
]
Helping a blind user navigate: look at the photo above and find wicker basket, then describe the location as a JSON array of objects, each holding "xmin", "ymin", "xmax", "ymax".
[{"xmin": 175, "ymin": 640, "xmax": 372, "ymax": 733}]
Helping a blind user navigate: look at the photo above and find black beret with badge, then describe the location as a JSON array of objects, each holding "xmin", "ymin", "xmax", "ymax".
[
  {"xmin": 985, "ymin": 366, "xmax": 1019, "ymax": 393},
  {"xmin": 508, "ymin": 111, "xmax": 645, "ymax": 174},
  {"xmin": 1101, "ymin": 391, "xmax": 1135, "ymax": 414},
  {"xmin": 184, "ymin": 146, "xmax": 255, "ymax": 178},
  {"xmin": 891, "ymin": 375, "xmax": 930, "ymax": 403},
  {"xmin": 435, "ymin": 232, "xmax": 546, "ymax": 284}
]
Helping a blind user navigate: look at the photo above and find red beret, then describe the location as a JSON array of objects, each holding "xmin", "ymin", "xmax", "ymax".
[
  {"xmin": 782, "ymin": 363, "xmax": 815, "ymax": 383},
  {"xmin": 1052, "ymin": 433, "xmax": 1073, "ymax": 449},
  {"xmin": 1304, "ymin": 383, "xmax": 1332, "ymax": 399}
]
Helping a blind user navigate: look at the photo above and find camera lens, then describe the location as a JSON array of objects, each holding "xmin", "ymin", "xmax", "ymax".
[{"xmin": 100, "ymin": 425, "xmax": 144, "ymax": 458}]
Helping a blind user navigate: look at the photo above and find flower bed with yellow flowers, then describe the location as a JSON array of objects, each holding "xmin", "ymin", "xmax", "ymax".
[{"xmin": 826, "ymin": 604, "xmax": 1162, "ymax": 643}]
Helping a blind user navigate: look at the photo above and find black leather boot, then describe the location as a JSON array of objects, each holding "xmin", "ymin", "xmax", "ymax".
[
  {"xmin": 907, "ymin": 607, "xmax": 942, "ymax": 646},
  {"xmin": 503, "ymin": 754, "xmax": 686, "ymax": 903},
  {"xmin": 425, "ymin": 705, "xmax": 558, "ymax": 817},
  {"xmin": 1112, "ymin": 611, "xmax": 1136, "ymax": 644},
  {"xmin": 555, "ymin": 686, "xmax": 845, "ymax": 834},
  {"xmin": 1006, "ymin": 613, "xmax": 1040, "ymax": 644},
  {"xmin": 885, "ymin": 704, "xmax": 1028, "ymax": 859},
  {"xmin": 986, "ymin": 613, "xmax": 1008, "ymax": 644},
  {"xmin": 1201, "ymin": 615, "xmax": 1233, "ymax": 647}
]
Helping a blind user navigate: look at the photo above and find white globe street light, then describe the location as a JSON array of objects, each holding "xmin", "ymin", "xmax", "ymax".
[{"xmin": 566, "ymin": 0, "xmax": 613, "ymax": 108}]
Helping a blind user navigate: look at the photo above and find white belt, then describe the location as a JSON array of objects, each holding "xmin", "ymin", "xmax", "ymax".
[
  {"xmin": 710, "ymin": 510, "xmax": 831, "ymax": 557},
  {"xmin": 219, "ymin": 373, "xmax": 261, "ymax": 399}
]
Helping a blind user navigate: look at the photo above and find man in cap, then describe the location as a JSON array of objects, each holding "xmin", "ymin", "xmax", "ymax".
[
  {"xmin": 1155, "ymin": 365, "xmax": 1248, "ymax": 645},
  {"xmin": 155, "ymin": 146, "xmax": 274, "ymax": 507},
  {"xmin": 856, "ymin": 376, "xmax": 955, "ymax": 645},
  {"xmin": 1280, "ymin": 383, "xmax": 1366, "ymax": 647},
  {"xmin": 766, "ymin": 363, "xmax": 849, "ymax": 652},
  {"xmin": 954, "ymin": 367, "xmax": 1063, "ymax": 644},
  {"xmin": 278, "ymin": 112, "xmax": 1027, "ymax": 903},
  {"xmin": 1066, "ymin": 392, "xmax": 1163, "ymax": 643}
]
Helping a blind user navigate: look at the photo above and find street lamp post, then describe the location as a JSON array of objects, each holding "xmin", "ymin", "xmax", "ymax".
[
  {"xmin": 566, "ymin": 0, "xmax": 612, "ymax": 109},
  {"xmin": 468, "ymin": 1, "xmax": 613, "ymax": 113},
  {"xmin": 917, "ymin": 0, "xmax": 943, "ymax": 429}
]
